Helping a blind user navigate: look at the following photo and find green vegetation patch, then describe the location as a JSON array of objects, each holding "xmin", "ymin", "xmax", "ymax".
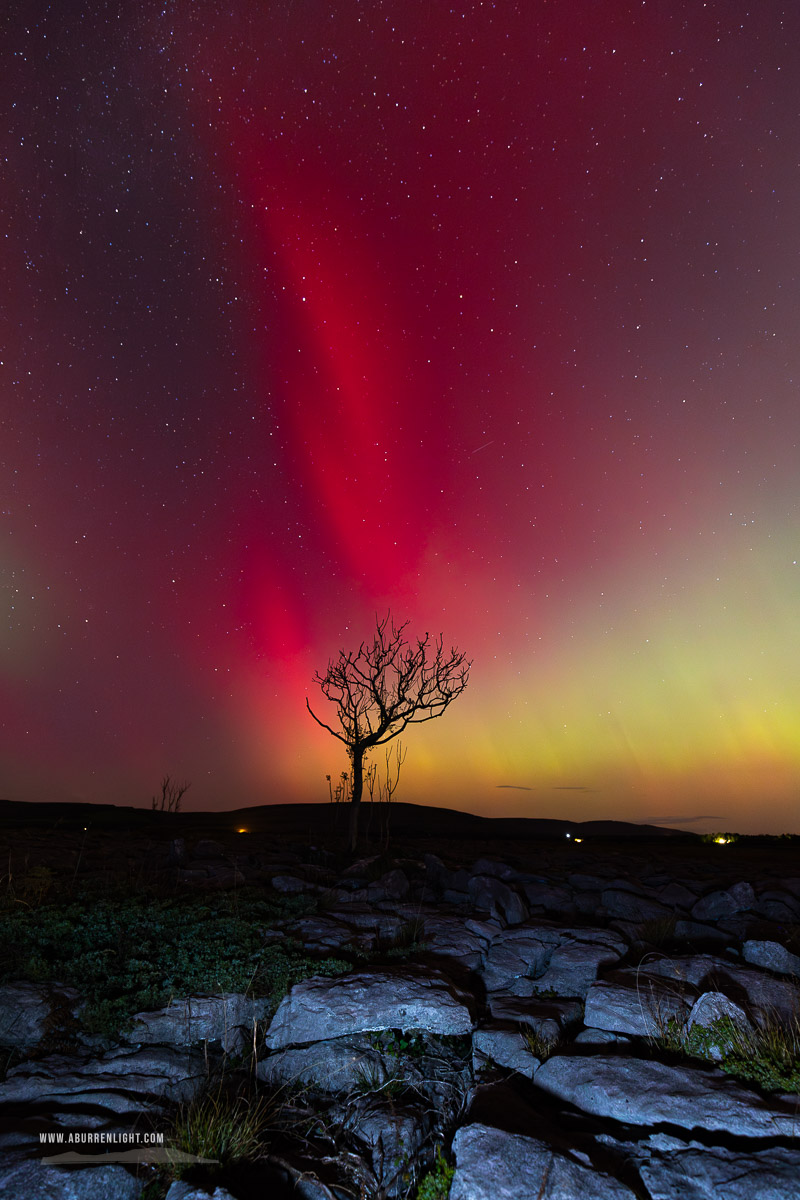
[
  {"xmin": 0, "ymin": 890, "xmax": 350, "ymax": 1037},
  {"xmin": 654, "ymin": 1014, "xmax": 800, "ymax": 1095},
  {"xmin": 416, "ymin": 1144, "xmax": 455, "ymax": 1200}
]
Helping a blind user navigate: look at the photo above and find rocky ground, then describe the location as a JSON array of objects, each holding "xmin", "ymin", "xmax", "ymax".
[{"xmin": 1, "ymin": 805, "xmax": 799, "ymax": 1198}]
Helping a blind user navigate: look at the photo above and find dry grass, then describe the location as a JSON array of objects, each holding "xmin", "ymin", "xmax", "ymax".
[
  {"xmin": 649, "ymin": 1004, "xmax": 800, "ymax": 1094},
  {"xmin": 168, "ymin": 1082, "xmax": 276, "ymax": 1175}
]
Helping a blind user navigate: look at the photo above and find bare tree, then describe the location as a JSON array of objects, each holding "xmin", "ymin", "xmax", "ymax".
[
  {"xmin": 307, "ymin": 614, "xmax": 471, "ymax": 851},
  {"xmin": 151, "ymin": 776, "xmax": 191, "ymax": 813}
]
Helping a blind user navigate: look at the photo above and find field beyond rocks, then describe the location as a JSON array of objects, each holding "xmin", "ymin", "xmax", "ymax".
[{"xmin": 1, "ymin": 800, "xmax": 799, "ymax": 1200}]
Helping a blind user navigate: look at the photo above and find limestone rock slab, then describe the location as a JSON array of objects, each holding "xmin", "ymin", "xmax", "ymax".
[
  {"xmin": 0, "ymin": 981, "xmax": 81, "ymax": 1053},
  {"xmin": 422, "ymin": 915, "xmax": 488, "ymax": 970},
  {"xmin": 0, "ymin": 1046, "xmax": 207, "ymax": 1115},
  {"xmin": 0, "ymin": 1154, "xmax": 142, "ymax": 1199},
  {"xmin": 468, "ymin": 876, "xmax": 528, "ymax": 925},
  {"xmin": 601, "ymin": 888, "xmax": 672, "ymax": 924},
  {"xmin": 451, "ymin": 1122, "xmax": 637, "ymax": 1199},
  {"xmin": 264, "ymin": 969, "xmax": 475, "ymax": 1049},
  {"xmin": 584, "ymin": 972, "xmax": 694, "ymax": 1037},
  {"xmin": 534, "ymin": 1054, "xmax": 799, "ymax": 1137},
  {"xmin": 532, "ymin": 929, "xmax": 626, "ymax": 998},
  {"xmin": 639, "ymin": 1145, "xmax": 800, "ymax": 1199},
  {"xmin": 472, "ymin": 1027, "xmax": 539, "ymax": 1075},
  {"xmin": 743, "ymin": 939, "xmax": 800, "ymax": 979},
  {"xmin": 478, "ymin": 926, "xmax": 560, "ymax": 992},
  {"xmin": 258, "ymin": 1036, "xmax": 388, "ymax": 1092},
  {"xmin": 126, "ymin": 993, "xmax": 271, "ymax": 1055}
]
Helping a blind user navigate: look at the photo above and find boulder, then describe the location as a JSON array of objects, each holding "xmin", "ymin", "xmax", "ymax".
[
  {"xmin": 568, "ymin": 873, "xmax": 615, "ymax": 890},
  {"xmin": 584, "ymin": 972, "xmax": 695, "ymax": 1037},
  {"xmin": 482, "ymin": 924, "xmax": 625, "ymax": 996},
  {"xmin": 656, "ymin": 882, "xmax": 699, "ymax": 910},
  {"xmin": 340, "ymin": 1099, "xmax": 428, "ymax": 1198},
  {"xmin": 685, "ymin": 992, "xmax": 753, "ymax": 1060},
  {"xmin": 728, "ymin": 882, "xmax": 756, "ymax": 909},
  {"xmin": 601, "ymin": 888, "xmax": 673, "ymax": 924},
  {"xmin": 573, "ymin": 1026, "xmax": 628, "ymax": 1046},
  {"xmin": 487, "ymin": 994, "xmax": 582, "ymax": 1037},
  {"xmin": 752, "ymin": 892, "xmax": 800, "ymax": 922},
  {"xmin": 367, "ymin": 867, "xmax": 410, "ymax": 901},
  {"xmin": 521, "ymin": 880, "xmax": 575, "ymax": 915},
  {"xmin": 468, "ymin": 876, "xmax": 528, "ymax": 925},
  {"xmin": 573, "ymin": 890, "xmax": 604, "ymax": 916},
  {"xmin": 190, "ymin": 839, "xmax": 228, "ymax": 861},
  {"xmin": 451, "ymin": 1122, "xmax": 637, "ymax": 1199},
  {"xmin": 0, "ymin": 982, "xmax": 81, "ymax": 1053},
  {"xmin": 166, "ymin": 1185, "xmax": 240, "ymax": 1200},
  {"xmin": 423, "ymin": 854, "xmax": 450, "ymax": 891},
  {"xmin": 691, "ymin": 891, "xmax": 738, "ymax": 921},
  {"xmin": 285, "ymin": 915, "xmax": 355, "ymax": 952},
  {"xmin": 714, "ymin": 963, "xmax": 800, "ymax": 1025},
  {"xmin": 472, "ymin": 1026, "xmax": 539, "ymax": 1075},
  {"xmin": 534, "ymin": 1054, "xmax": 800, "ymax": 1137},
  {"xmin": 258, "ymin": 1036, "xmax": 388, "ymax": 1092},
  {"xmin": 264, "ymin": 969, "xmax": 475, "ymax": 1049},
  {"xmin": 531, "ymin": 929, "xmax": 626, "ymax": 998},
  {"xmin": 691, "ymin": 883, "xmax": 753, "ymax": 922},
  {"xmin": 126, "ymin": 993, "xmax": 271, "ymax": 1055},
  {"xmin": 421, "ymin": 915, "xmax": 488, "ymax": 970},
  {"xmin": 0, "ymin": 1154, "xmax": 142, "ymax": 1199},
  {"xmin": 480, "ymin": 926, "xmax": 560, "ymax": 992},
  {"xmin": 471, "ymin": 858, "xmax": 520, "ymax": 881},
  {"xmin": 672, "ymin": 920, "xmax": 731, "ymax": 947},
  {"xmin": 743, "ymin": 939, "xmax": 800, "ymax": 979},
  {"xmin": 271, "ymin": 874, "xmax": 313, "ymax": 894},
  {"xmin": 638, "ymin": 1145, "xmax": 800, "ymax": 1200},
  {"xmin": 644, "ymin": 956, "xmax": 800, "ymax": 1025}
]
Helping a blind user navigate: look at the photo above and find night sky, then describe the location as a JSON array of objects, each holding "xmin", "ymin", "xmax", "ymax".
[{"xmin": 3, "ymin": 2, "xmax": 799, "ymax": 833}]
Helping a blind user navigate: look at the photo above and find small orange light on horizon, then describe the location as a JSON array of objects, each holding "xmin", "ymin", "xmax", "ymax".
[
  {"xmin": 236, "ymin": 827, "xmax": 248, "ymax": 834},
  {"xmin": 714, "ymin": 835, "xmax": 730, "ymax": 845},
  {"xmin": 574, "ymin": 837, "xmax": 583, "ymax": 843}
]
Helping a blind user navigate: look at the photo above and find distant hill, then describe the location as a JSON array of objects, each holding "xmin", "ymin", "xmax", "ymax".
[{"xmin": 0, "ymin": 797, "xmax": 690, "ymax": 840}]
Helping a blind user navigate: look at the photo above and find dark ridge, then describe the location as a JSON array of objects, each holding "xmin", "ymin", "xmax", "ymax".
[{"xmin": 0, "ymin": 797, "xmax": 691, "ymax": 840}]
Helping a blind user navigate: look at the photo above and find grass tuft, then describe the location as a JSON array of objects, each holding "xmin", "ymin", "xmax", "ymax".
[
  {"xmin": 521, "ymin": 1026, "xmax": 560, "ymax": 1060},
  {"xmin": 168, "ymin": 1082, "xmax": 275, "ymax": 1176},
  {"xmin": 650, "ymin": 1009, "xmax": 800, "ymax": 1094}
]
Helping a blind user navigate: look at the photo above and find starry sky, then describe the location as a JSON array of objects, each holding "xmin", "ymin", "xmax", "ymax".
[{"xmin": 3, "ymin": 1, "xmax": 799, "ymax": 833}]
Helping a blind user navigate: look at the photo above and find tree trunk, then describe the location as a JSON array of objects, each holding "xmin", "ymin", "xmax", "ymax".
[{"xmin": 348, "ymin": 744, "xmax": 364, "ymax": 853}]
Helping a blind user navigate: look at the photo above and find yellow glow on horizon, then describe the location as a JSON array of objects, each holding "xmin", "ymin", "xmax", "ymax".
[{"xmin": 230, "ymin": 528, "xmax": 800, "ymax": 834}]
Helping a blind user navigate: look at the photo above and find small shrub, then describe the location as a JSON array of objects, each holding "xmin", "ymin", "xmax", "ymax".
[{"xmin": 416, "ymin": 1143, "xmax": 454, "ymax": 1200}]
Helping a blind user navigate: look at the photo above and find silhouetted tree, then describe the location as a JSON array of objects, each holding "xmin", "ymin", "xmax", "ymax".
[
  {"xmin": 151, "ymin": 776, "xmax": 191, "ymax": 813},
  {"xmin": 307, "ymin": 614, "xmax": 471, "ymax": 851}
]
